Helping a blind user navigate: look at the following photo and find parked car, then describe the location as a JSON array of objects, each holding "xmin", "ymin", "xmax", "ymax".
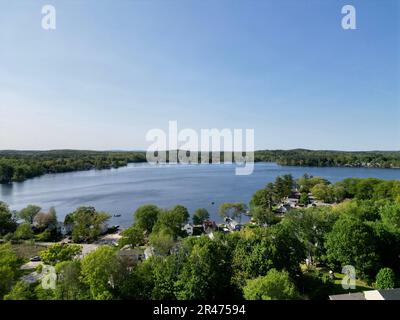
[{"xmin": 30, "ymin": 256, "xmax": 41, "ymax": 262}]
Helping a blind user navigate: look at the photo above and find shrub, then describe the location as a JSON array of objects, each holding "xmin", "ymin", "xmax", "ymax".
[{"xmin": 375, "ymin": 267, "xmax": 396, "ymax": 289}]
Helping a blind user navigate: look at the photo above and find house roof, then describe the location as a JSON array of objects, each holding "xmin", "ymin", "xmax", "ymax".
[
  {"xmin": 329, "ymin": 288, "xmax": 400, "ymax": 300},
  {"xmin": 363, "ymin": 290, "xmax": 384, "ymax": 300},
  {"xmin": 378, "ymin": 288, "xmax": 400, "ymax": 300},
  {"xmin": 329, "ymin": 292, "xmax": 366, "ymax": 300}
]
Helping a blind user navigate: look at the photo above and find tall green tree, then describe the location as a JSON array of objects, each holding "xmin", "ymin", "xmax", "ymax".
[
  {"xmin": 80, "ymin": 246, "xmax": 120, "ymax": 300},
  {"xmin": 192, "ymin": 208, "xmax": 209, "ymax": 225},
  {"xmin": 0, "ymin": 162, "xmax": 14, "ymax": 184},
  {"xmin": 325, "ymin": 217, "xmax": 380, "ymax": 279},
  {"xmin": 243, "ymin": 269, "xmax": 299, "ymax": 300},
  {"xmin": 297, "ymin": 174, "xmax": 329, "ymax": 193},
  {"xmin": 274, "ymin": 174, "xmax": 294, "ymax": 200},
  {"xmin": 151, "ymin": 255, "xmax": 184, "ymax": 300},
  {"xmin": 14, "ymin": 223, "xmax": 34, "ymax": 240},
  {"xmin": 55, "ymin": 261, "xmax": 89, "ymax": 300},
  {"xmin": 149, "ymin": 229, "xmax": 175, "ymax": 256},
  {"xmin": 0, "ymin": 202, "xmax": 17, "ymax": 236},
  {"xmin": 251, "ymin": 207, "xmax": 279, "ymax": 226},
  {"xmin": 119, "ymin": 259, "xmax": 155, "ymax": 300},
  {"xmin": 40, "ymin": 243, "xmax": 82, "ymax": 265},
  {"xmin": 282, "ymin": 207, "xmax": 338, "ymax": 264},
  {"xmin": 3, "ymin": 281, "xmax": 34, "ymax": 300},
  {"xmin": 232, "ymin": 224, "xmax": 305, "ymax": 288},
  {"xmin": 250, "ymin": 187, "xmax": 276, "ymax": 211},
  {"xmin": 0, "ymin": 243, "xmax": 21, "ymax": 299},
  {"xmin": 119, "ymin": 225, "xmax": 146, "ymax": 248},
  {"xmin": 68, "ymin": 207, "xmax": 110, "ymax": 243},
  {"xmin": 133, "ymin": 205, "xmax": 161, "ymax": 233},
  {"xmin": 153, "ymin": 205, "xmax": 190, "ymax": 239},
  {"xmin": 311, "ymin": 184, "xmax": 335, "ymax": 203},
  {"xmin": 380, "ymin": 203, "xmax": 400, "ymax": 235},
  {"xmin": 18, "ymin": 205, "xmax": 41, "ymax": 224},
  {"xmin": 175, "ymin": 237, "xmax": 237, "ymax": 300}
]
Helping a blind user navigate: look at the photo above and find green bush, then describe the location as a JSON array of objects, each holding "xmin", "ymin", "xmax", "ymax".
[
  {"xmin": 14, "ymin": 223, "xmax": 34, "ymax": 240},
  {"xmin": 243, "ymin": 269, "xmax": 299, "ymax": 300},
  {"xmin": 375, "ymin": 267, "xmax": 396, "ymax": 289}
]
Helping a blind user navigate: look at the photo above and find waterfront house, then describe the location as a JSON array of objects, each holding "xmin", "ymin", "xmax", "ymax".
[
  {"xmin": 183, "ymin": 223, "xmax": 194, "ymax": 236},
  {"xmin": 203, "ymin": 220, "xmax": 217, "ymax": 233}
]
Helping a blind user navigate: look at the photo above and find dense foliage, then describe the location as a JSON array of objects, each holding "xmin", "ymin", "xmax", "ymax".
[
  {"xmin": 65, "ymin": 207, "xmax": 110, "ymax": 243},
  {"xmin": 0, "ymin": 202, "xmax": 17, "ymax": 236},
  {"xmin": 2, "ymin": 149, "xmax": 400, "ymax": 185},
  {"xmin": 40, "ymin": 243, "xmax": 82, "ymax": 266},
  {"xmin": 1, "ymin": 174, "xmax": 400, "ymax": 300},
  {"xmin": 375, "ymin": 268, "xmax": 397, "ymax": 289},
  {"xmin": 0, "ymin": 243, "xmax": 22, "ymax": 298},
  {"xmin": 254, "ymin": 149, "xmax": 400, "ymax": 168},
  {"xmin": 0, "ymin": 150, "xmax": 146, "ymax": 184},
  {"xmin": 243, "ymin": 269, "xmax": 299, "ymax": 300}
]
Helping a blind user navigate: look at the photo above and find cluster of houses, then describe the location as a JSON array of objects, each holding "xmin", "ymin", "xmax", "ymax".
[
  {"xmin": 273, "ymin": 190, "xmax": 327, "ymax": 215},
  {"xmin": 183, "ymin": 218, "xmax": 242, "ymax": 237},
  {"xmin": 30, "ymin": 189, "xmax": 330, "ymax": 267},
  {"xmin": 118, "ymin": 219, "xmax": 243, "ymax": 263}
]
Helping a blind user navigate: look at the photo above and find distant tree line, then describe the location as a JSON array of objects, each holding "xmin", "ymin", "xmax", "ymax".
[
  {"xmin": 0, "ymin": 150, "xmax": 146, "ymax": 184},
  {"xmin": 1, "ymin": 149, "xmax": 400, "ymax": 184},
  {"xmin": 254, "ymin": 149, "xmax": 400, "ymax": 168}
]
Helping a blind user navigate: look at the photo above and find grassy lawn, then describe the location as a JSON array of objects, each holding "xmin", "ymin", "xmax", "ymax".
[
  {"xmin": 330, "ymin": 272, "xmax": 373, "ymax": 295},
  {"xmin": 301, "ymin": 264, "xmax": 373, "ymax": 296},
  {"xmin": 12, "ymin": 242, "xmax": 47, "ymax": 260}
]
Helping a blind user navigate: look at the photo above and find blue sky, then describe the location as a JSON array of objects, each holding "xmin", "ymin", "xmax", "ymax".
[{"xmin": 0, "ymin": 0, "xmax": 398, "ymax": 151}]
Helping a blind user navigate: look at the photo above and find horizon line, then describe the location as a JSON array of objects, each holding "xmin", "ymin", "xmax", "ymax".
[{"xmin": 1, "ymin": 148, "xmax": 400, "ymax": 153}]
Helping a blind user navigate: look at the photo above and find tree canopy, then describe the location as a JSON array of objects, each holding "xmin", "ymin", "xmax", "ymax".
[
  {"xmin": 66, "ymin": 207, "xmax": 110, "ymax": 243},
  {"xmin": 243, "ymin": 269, "xmax": 299, "ymax": 300},
  {"xmin": 40, "ymin": 243, "xmax": 82, "ymax": 265},
  {"xmin": 192, "ymin": 208, "xmax": 210, "ymax": 225}
]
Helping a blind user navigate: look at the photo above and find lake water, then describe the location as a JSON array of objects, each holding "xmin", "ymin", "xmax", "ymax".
[{"xmin": 1, "ymin": 162, "xmax": 400, "ymax": 227}]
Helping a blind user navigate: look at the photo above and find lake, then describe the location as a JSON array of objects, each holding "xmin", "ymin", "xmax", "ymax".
[{"xmin": 1, "ymin": 162, "xmax": 400, "ymax": 227}]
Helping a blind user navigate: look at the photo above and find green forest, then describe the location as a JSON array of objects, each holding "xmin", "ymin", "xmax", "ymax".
[
  {"xmin": 1, "ymin": 149, "xmax": 400, "ymax": 184},
  {"xmin": 1, "ymin": 175, "xmax": 400, "ymax": 300},
  {"xmin": 254, "ymin": 149, "xmax": 400, "ymax": 168},
  {"xmin": 0, "ymin": 150, "xmax": 146, "ymax": 184}
]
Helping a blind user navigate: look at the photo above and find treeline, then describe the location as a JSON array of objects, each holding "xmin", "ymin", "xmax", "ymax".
[
  {"xmin": 0, "ymin": 150, "xmax": 146, "ymax": 184},
  {"xmin": 2, "ymin": 149, "xmax": 400, "ymax": 184},
  {"xmin": 254, "ymin": 149, "xmax": 400, "ymax": 168},
  {"xmin": 251, "ymin": 174, "xmax": 400, "ymax": 285}
]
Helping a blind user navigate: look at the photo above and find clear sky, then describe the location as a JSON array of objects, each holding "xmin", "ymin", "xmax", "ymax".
[{"xmin": 0, "ymin": 0, "xmax": 398, "ymax": 151}]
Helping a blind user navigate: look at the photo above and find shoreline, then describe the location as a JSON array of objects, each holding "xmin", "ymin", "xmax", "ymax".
[{"xmin": 2, "ymin": 160, "xmax": 400, "ymax": 186}]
